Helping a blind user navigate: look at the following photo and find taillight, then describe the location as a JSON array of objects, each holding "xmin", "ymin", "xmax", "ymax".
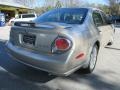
[{"xmin": 52, "ymin": 37, "xmax": 72, "ymax": 54}]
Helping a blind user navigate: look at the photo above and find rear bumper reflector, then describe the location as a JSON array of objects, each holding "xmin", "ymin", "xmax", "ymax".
[{"xmin": 76, "ymin": 53, "xmax": 84, "ymax": 59}]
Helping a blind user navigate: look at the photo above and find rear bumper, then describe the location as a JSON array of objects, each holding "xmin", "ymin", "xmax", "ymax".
[{"xmin": 6, "ymin": 42, "xmax": 82, "ymax": 76}]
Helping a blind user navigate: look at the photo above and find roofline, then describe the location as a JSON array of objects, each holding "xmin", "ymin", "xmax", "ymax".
[{"xmin": 51, "ymin": 7, "xmax": 102, "ymax": 11}]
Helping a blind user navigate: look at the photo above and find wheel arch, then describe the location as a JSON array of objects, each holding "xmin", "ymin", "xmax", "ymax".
[{"xmin": 94, "ymin": 40, "xmax": 100, "ymax": 50}]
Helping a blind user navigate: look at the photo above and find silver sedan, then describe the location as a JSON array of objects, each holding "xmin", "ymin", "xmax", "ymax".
[{"xmin": 6, "ymin": 8, "xmax": 114, "ymax": 76}]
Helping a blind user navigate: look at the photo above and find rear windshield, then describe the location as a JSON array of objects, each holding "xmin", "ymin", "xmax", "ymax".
[
  {"xmin": 34, "ymin": 8, "xmax": 88, "ymax": 24},
  {"xmin": 22, "ymin": 14, "xmax": 35, "ymax": 18}
]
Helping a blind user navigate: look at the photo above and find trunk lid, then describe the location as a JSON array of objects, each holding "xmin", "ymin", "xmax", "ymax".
[{"xmin": 11, "ymin": 22, "xmax": 72, "ymax": 54}]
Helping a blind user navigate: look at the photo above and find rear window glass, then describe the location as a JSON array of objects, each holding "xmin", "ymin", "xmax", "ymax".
[
  {"xmin": 34, "ymin": 8, "xmax": 88, "ymax": 24},
  {"xmin": 22, "ymin": 14, "xmax": 35, "ymax": 18}
]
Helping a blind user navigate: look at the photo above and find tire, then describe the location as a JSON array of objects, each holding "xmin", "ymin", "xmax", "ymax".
[
  {"xmin": 107, "ymin": 37, "xmax": 113, "ymax": 46},
  {"xmin": 107, "ymin": 32, "xmax": 114, "ymax": 46},
  {"xmin": 80, "ymin": 45, "xmax": 98, "ymax": 74},
  {"xmin": 107, "ymin": 42, "xmax": 113, "ymax": 46}
]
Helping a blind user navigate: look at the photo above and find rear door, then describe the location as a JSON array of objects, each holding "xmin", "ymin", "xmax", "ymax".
[{"xmin": 92, "ymin": 11, "xmax": 113, "ymax": 46}]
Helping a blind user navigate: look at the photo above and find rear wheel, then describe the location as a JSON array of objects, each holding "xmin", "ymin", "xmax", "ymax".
[
  {"xmin": 107, "ymin": 36, "xmax": 114, "ymax": 46},
  {"xmin": 79, "ymin": 45, "xmax": 98, "ymax": 74},
  {"xmin": 107, "ymin": 42, "xmax": 113, "ymax": 46}
]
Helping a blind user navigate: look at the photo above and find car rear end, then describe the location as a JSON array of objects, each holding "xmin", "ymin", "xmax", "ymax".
[
  {"xmin": 6, "ymin": 8, "xmax": 89, "ymax": 76},
  {"xmin": 6, "ymin": 22, "xmax": 85, "ymax": 76}
]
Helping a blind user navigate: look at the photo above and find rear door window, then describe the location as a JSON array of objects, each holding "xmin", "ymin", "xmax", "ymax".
[
  {"xmin": 100, "ymin": 12, "xmax": 109, "ymax": 25},
  {"xmin": 92, "ymin": 11, "xmax": 104, "ymax": 27}
]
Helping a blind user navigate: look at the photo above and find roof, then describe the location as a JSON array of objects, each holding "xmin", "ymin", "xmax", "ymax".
[
  {"xmin": 0, "ymin": 0, "xmax": 33, "ymax": 9},
  {"xmin": 53, "ymin": 7, "xmax": 101, "ymax": 11}
]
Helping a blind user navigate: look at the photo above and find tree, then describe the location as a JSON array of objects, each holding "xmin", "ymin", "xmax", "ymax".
[
  {"xmin": 44, "ymin": 0, "xmax": 56, "ymax": 7},
  {"xmin": 63, "ymin": 0, "xmax": 85, "ymax": 7},
  {"xmin": 108, "ymin": 0, "xmax": 120, "ymax": 15},
  {"xmin": 99, "ymin": 5, "xmax": 110, "ymax": 14},
  {"xmin": 55, "ymin": 0, "xmax": 62, "ymax": 8},
  {"xmin": 14, "ymin": 0, "xmax": 36, "ymax": 8}
]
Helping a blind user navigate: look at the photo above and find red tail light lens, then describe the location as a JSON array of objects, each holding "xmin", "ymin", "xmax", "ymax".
[
  {"xmin": 52, "ymin": 37, "xmax": 72, "ymax": 53},
  {"xmin": 55, "ymin": 38, "xmax": 69, "ymax": 50}
]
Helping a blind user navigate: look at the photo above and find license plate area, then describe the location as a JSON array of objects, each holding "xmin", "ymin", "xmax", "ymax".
[{"xmin": 23, "ymin": 34, "xmax": 36, "ymax": 46}]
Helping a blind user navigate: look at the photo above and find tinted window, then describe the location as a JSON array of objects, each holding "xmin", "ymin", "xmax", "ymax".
[
  {"xmin": 22, "ymin": 14, "xmax": 35, "ymax": 18},
  {"xmin": 101, "ymin": 12, "xmax": 109, "ymax": 24},
  {"xmin": 93, "ymin": 11, "xmax": 104, "ymax": 26},
  {"xmin": 34, "ymin": 8, "xmax": 88, "ymax": 24}
]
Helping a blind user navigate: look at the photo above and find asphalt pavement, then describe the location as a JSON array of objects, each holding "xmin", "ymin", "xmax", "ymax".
[{"xmin": 0, "ymin": 26, "xmax": 120, "ymax": 90}]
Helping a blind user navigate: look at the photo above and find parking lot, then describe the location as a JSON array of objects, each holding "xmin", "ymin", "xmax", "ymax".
[{"xmin": 0, "ymin": 26, "xmax": 120, "ymax": 90}]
